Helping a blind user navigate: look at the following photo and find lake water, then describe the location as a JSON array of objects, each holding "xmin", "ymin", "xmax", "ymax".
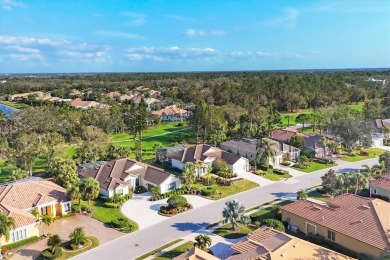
[{"xmin": 0, "ymin": 103, "xmax": 17, "ymax": 118}]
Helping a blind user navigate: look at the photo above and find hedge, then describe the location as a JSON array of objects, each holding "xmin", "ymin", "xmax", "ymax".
[
  {"xmin": 313, "ymin": 158, "xmax": 334, "ymax": 164},
  {"xmin": 273, "ymin": 169, "xmax": 289, "ymax": 175},
  {"xmin": 1, "ymin": 236, "xmax": 38, "ymax": 251},
  {"xmin": 41, "ymin": 246, "xmax": 62, "ymax": 260},
  {"xmin": 104, "ymin": 202, "xmax": 119, "ymax": 208},
  {"xmin": 202, "ymin": 186, "xmax": 216, "ymax": 196}
]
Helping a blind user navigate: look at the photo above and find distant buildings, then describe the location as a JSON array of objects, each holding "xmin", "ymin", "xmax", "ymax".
[
  {"xmin": 70, "ymin": 98, "xmax": 110, "ymax": 109},
  {"xmin": 152, "ymin": 105, "xmax": 188, "ymax": 121}
]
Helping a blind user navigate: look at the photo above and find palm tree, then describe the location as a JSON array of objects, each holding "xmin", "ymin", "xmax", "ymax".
[
  {"xmin": 352, "ymin": 173, "xmax": 369, "ymax": 195},
  {"xmin": 67, "ymin": 184, "xmax": 82, "ymax": 213},
  {"xmin": 342, "ymin": 172, "xmax": 353, "ymax": 193},
  {"xmin": 222, "ymin": 199, "xmax": 246, "ymax": 231},
  {"xmin": 40, "ymin": 215, "xmax": 54, "ymax": 236},
  {"xmin": 47, "ymin": 234, "xmax": 61, "ymax": 253},
  {"xmin": 296, "ymin": 190, "xmax": 307, "ymax": 200},
  {"xmin": 181, "ymin": 162, "xmax": 196, "ymax": 190},
  {"xmin": 329, "ymin": 142, "xmax": 340, "ymax": 155},
  {"xmin": 0, "ymin": 213, "xmax": 16, "ymax": 252},
  {"xmin": 81, "ymin": 178, "xmax": 100, "ymax": 212},
  {"xmin": 194, "ymin": 234, "xmax": 212, "ymax": 251},
  {"xmin": 256, "ymin": 139, "xmax": 276, "ymax": 171},
  {"xmin": 361, "ymin": 164, "xmax": 377, "ymax": 183},
  {"xmin": 110, "ymin": 194, "xmax": 127, "ymax": 206},
  {"xmin": 69, "ymin": 227, "xmax": 86, "ymax": 246},
  {"xmin": 318, "ymin": 137, "xmax": 328, "ymax": 158},
  {"xmin": 334, "ymin": 175, "xmax": 345, "ymax": 195}
]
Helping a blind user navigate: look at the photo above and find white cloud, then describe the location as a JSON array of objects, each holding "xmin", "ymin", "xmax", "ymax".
[
  {"xmin": 185, "ymin": 29, "xmax": 226, "ymax": 37},
  {"xmin": 10, "ymin": 53, "xmax": 44, "ymax": 61},
  {"xmin": 125, "ymin": 46, "xmax": 218, "ymax": 62},
  {"xmin": 267, "ymin": 7, "xmax": 299, "ymax": 29},
  {"xmin": 0, "ymin": 35, "xmax": 68, "ymax": 46},
  {"xmin": 5, "ymin": 45, "xmax": 40, "ymax": 53},
  {"xmin": 121, "ymin": 12, "xmax": 146, "ymax": 26},
  {"xmin": 1, "ymin": 0, "xmax": 25, "ymax": 9},
  {"xmin": 166, "ymin": 15, "xmax": 196, "ymax": 22},
  {"xmin": 94, "ymin": 31, "xmax": 145, "ymax": 40},
  {"xmin": 58, "ymin": 50, "xmax": 110, "ymax": 63},
  {"xmin": 230, "ymin": 51, "xmax": 272, "ymax": 58}
]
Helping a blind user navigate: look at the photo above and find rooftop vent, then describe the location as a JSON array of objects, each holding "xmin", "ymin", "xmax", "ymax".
[
  {"xmin": 280, "ymin": 252, "xmax": 288, "ymax": 257},
  {"xmin": 362, "ymin": 205, "xmax": 370, "ymax": 209},
  {"xmin": 312, "ymin": 205, "xmax": 321, "ymax": 210},
  {"xmin": 293, "ymin": 242, "xmax": 300, "ymax": 248},
  {"xmin": 358, "ymin": 220, "xmax": 363, "ymax": 223}
]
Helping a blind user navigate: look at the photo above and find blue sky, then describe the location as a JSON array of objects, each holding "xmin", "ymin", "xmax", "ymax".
[{"xmin": 0, "ymin": 0, "xmax": 389, "ymax": 73}]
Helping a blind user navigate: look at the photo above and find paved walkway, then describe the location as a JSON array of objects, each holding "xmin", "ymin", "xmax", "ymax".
[
  {"xmin": 121, "ymin": 193, "xmax": 213, "ymax": 230},
  {"xmin": 12, "ymin": 215, "xmax": 124, "ymax": 260}
]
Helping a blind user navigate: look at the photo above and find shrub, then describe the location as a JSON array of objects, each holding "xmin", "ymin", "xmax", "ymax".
[
  {"xmin": 212, "ymin": 158, "xmax": 228, "ymax": 173},
  {"xmin": 202, "ymin": 186, "xmax": 216, "ymax": 196},
  {"xmin": 134, "ymin": 186, "xmax": 147, "ymax": 194},
  {"xmin": 255, "ymin": 170, "xmax": 264, "ymax": 176},
  {"xmin": 104, "ymin": 202, "xmax": 119, "ymax": 208},
  {"xmin": 41, "ymin": 246, "xmax": 62, "ymax": 260},
  {"xmin": 281, "ymin": 161, "xmax": 290, "ymax": 166},
  {"xmin": 112, "ymin": 218, "xmax": 131, "ymax": 229},
  {"xmin": 360, "ymin": 150, "xmax": 369, "ymax": 156},
  {"xmin": 1, "ymin": 236, "xmax": 38, "ymax": 251},
  {"xmin": 273, "ymin": 169, "xmax": 288, "ymax": 175},
  {"xmin": 314, "ymin": 158, "xmax": 334, "ymax": 164},
  {"xmin": 177, "ymin": 122, "xmax": 184, "ymax": 127},
  {"xmin": 167, "ymin": 195, "xmax": 187, "ymax": 208},
  {"xmin": 262, "ymin": 219, "xmax": 285, "ymax": 232},
  {"xmin": 316, "ymin": 188, "xmax": 326, "ymax": 194}
]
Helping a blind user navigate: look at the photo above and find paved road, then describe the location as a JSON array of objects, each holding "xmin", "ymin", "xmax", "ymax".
[{"xmin": 74, "ymin": 157, "xmax": 379, "ymax": 260}]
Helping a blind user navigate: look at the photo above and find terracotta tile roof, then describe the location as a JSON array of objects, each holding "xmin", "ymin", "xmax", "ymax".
[
  {"xmin": 281, "ymin": 194, "xmax": 390, "ymax": 251},
  {"xmin": 270, "ymin": 129, "xmax": 306, "ymax": 142},
  {"xmin": 152, "ymin": 105, "xmax": 187, "ymax": 116},
  {"xmin": 105, "ymin": 91, "xmax": 121, "ymax": 97},
  {"xmin": 79, "ymin": 158, "xmax": 175, "ymax": 191},
  {"xmin": 169, "ymin": 144, "xmax": 243, "ymax": 166},
  {"xmin": 375, "ymin": 119, "xmax": 390, "ymax": 128},
  {"xmin": 0, "ymin": 180, "xmax": 68, "ymax": 228},
  {"xmin": 370, "ymin": 174, "xmax": 390, "ymax": 190}
]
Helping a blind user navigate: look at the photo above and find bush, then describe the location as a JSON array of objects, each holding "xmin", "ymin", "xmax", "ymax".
[
  {"xmin": 273, "ymin": 169, "xmax": 288, "ymax": 175},
  {"xmin": 1, "ymin": 236, "xmax": 38, "ymax": 251},
  {"xmin": 41, "ymin": 246, "xmax": 62, "ymax": 260},
  {"xmin": 202, "ymin": 186, "xmax": 216, "ymax": 196},
  {"xmin": 316, "ymin": 188, "xmax": 326, "ymax": 194},
  {"xmin": 262, "ymin": 219, "xmax": 285, "ymax": 232},
  {"xmin": 280, "ymin": 161, "xmax": 290, "ymax": 166},
  {"xmin": 177, "ymin": 122, "xmax": 184, "ymax": 127},
  {"xmin": 104, "ymin": 202, "xmax": 119, "ymax": 208},
  {"xmin": 167, "ymin": 195, "xmax": 187, "ymax": 208},
  {"xmin": 308, "ymin": 233, "xmax": 325, "ymax": 245},
  {"xmin": 134, "ymin": 186, "xmax": 147, "ymax": 194},
  {"xmin": 254, "ymin": 170, "xmax": 264, "ymax": 176},
  {"xmin": 112, "ymin": 218, "xmax": 132, "ymax": 230},
  {"xmin": 360, "ymin": 150, "xmax": 369, "ymax": 156},
  {"xmin": 314, "ymin": 158, "xmax": 334, "ymax": 164},
  {"xmin": 72, "ymin": 204, "xmax": 88, "ymax": 212}
]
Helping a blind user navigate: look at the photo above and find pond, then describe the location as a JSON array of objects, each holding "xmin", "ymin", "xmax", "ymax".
[{"xmin": 0, "ymin": 103, "xmax": 17, "ymax": 118}]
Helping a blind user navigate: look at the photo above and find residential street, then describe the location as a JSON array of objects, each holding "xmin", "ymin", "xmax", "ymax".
[{"xmin": 73, "ymin": 157, "xmax": 379, "ymax": 260}]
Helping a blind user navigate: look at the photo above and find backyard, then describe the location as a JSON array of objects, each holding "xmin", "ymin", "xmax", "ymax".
[{"xmin": 192, "ymin": 180, "xmax": 259, "ymax": 200}]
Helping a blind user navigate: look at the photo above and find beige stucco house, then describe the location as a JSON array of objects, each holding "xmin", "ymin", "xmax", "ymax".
[
  {"xmin": 281, "ymin": 194, "xmax": 390, "ymax": 259},
  {"xmin": 370, "ymin": 173, "xmax": 390, "ymax": 200},
  {"xmin": 0, "ymin": 178, "xmax": 72, "ymax": 246}
]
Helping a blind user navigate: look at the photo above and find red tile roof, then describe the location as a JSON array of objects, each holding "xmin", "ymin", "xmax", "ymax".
[
  {"xmin": 152, "ymin": 105, "xmax": 187, "ymax": 116},
  {"xmin": 281, "ymin": 194, "xmax": 390, "ymax": 251},
  {"xmin": 370, "ymin": 174, "xmax": 390, "ymax": 190},
  {"xmin": 270, "ymin": 129, "xmax": 306, "ymax": 142}
]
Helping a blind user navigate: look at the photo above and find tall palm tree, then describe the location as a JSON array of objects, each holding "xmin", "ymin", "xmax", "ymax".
[
  {"xmin": 181, "ymin": 162, "xmax": 196, "ymax": 190},
  {"xmin": 318, "ymin": 137, "xmax": 328, "ymax": 158},
  {"xmin": 361, "ymin": 165, "xmax": 377, "ymax": 183},
  {"xmin": 47, "ymin": 234, "xmax": 61, "ymax": 253},
  {"xmin": 342, "ymin": 172, "xmax": 353, "ymax": 193},
  {"xmin": 67, "ymin": 184, "xmax": 82, "ymax": 213},
  {"xmin": 40, "ymin": 215, "xmax": 54, "ymax": 236},
  {"xmin": 194, "ymin": 234, "xmax": 212, "ymax": 251},
  {"xmin": 0, "ymin": 213, "xmax": 16, "ymax": 251},
  {"xmin": 222, "ymin": 200, "xmax": 246, "ymax": 231},
  {"xmin": 296, "ymin": 190, "xmax": 307, "ymax": 200},
  {"xmin": 256, "ymin": 139, "xmax": 276, "ymax": 171},
  {"xmin": 352, "ymin": 173, "xmax": 369, "ymax": 195},
  {"xmin": 81, "ymin": 178, "xmax": 100, "ymax": 212}
]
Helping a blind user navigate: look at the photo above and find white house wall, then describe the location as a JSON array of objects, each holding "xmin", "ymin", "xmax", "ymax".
[{"xmin": 160, "ymin": 176, "xmax": 182, "ymax": 194}]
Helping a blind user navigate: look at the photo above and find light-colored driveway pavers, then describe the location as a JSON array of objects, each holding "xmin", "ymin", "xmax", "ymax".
[
  {"xmin": 121, "ymin": 193, "xmax": 213, "ymax": 230},
  {"xmin": 12, "ymin": 215, "xmax": 124, "ymax": 260}
]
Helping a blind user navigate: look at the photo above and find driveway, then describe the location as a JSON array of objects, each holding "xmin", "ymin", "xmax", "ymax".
[
  {"xmin": 121, "ymin": 193, "xmax": 213, "ymax": 230},
  {"xmin": 12, "ymin": 215, "xmax": 124, "ymax": 260},
  {"xmin": 235, "ymin": 170, "xmax": 275, "ymax": 186}
]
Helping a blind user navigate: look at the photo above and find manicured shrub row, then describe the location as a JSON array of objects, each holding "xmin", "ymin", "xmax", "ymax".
[
  {"xmin": 273, "ymin": 169, "xmax": 289, "ymax": 175},
  {"xmin": 314, "ymin": 158, "xmax": 334, "ymax": 164},
  {"xmin": 41, "ymin": 246, "xmax": 62, "ymax": 260},
  {"xmin": 1, "ymin": 236, "xmax": 38, "ymax": 251},
  {"xmin": 216, "ymin": 171, "xmax": 235, "ymax": 178},
  {"xmin": 159, "ymin": 203, "xmax": 193, "ymax": 215},
  {"xmin": 104, "ymin": 202, "xmax": 120, "ymax": 208},
  {"xmin": 216, "ymin": 177, "xmax": 232, "ymax": 186},
  {"xmin": 201, "ymin": 186, "xmax": 216, "ymax": 196},
  {"xmin": 148, "ymin": 187, "xmax": 200, "ymax": 201}
]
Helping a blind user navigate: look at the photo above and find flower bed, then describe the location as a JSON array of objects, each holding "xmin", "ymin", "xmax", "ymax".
[{"xmin": 148, "ymin": 187, "xmax": 200, "ymax": 201}]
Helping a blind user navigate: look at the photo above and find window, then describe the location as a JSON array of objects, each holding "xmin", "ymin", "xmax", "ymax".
[
  {"xmin": 64, "ymin": 203, "xmax": 71, "ymax": 213},
  {"xmin": 11, "ymin": 228, "xmax": 27, "ymax": 243},
  {"xmin": 327, "ymin": 230, "xmax": 336, "ymax": 241},
  {"xmin": 167, "ymin": 182, "xmax": 176, "ymax": 191},
  {"xmin": 117, "ymin": 189, "xmax": 123, "ymax": 195},
  {"xmin": 374, "ymin": 189, "xmax": 378, "ymax": 194}
]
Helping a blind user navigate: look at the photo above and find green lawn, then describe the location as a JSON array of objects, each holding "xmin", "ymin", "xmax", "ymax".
[
  {"xmin": 261, "ymin": 170, "xmax": 292, "ymax": 181},
  {"xmin": 154, "ymin": 241, "xmax": 194, "ymax": 260},
  {"xmin": 193, "ymin": 180, "xmax": 259, "ymax": 200},
  {"xmin": 79, "ymin": 198, "xmax": 138, "ymax": 233},
  {"xmin": 0, "ymin": 160, "xmax": 16, "ymax": 183},
  {"xmin": 293, "ymin": 161, "xmax": 337, "ymax": 173},
  {"xmin": 340, "ymin": 147, "xmax": 386, "ymax": 162},
  {"xmin": 308, "ymin": 190, "xmax": 332, "ymax": 202},
  {"xmin": 110, "ymin": 122, "xmax": 189, "ymax": 142},
  {"xmin": 58, "ymin": 236, "xmax": 99, "ymax": 260},
  {"xmin": 0, "ymin": 100, "xmax": 30, "ymax": 109},
  {"xmin": 135, "ymin": 239, "xmax": 183, "ymax": 260},
  {"xmin": 249, "ymin": 200, "xmax": 293, "ymax": 221},
  {"xmin": 213, "ymin": 223, "xmax": 255, "ymax": 239}
]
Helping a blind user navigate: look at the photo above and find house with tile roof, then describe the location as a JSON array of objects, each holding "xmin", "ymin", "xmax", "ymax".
[
  {"xmin": 370, "ymin": 173, "xmax": 390, "ymax": 200},
  {"xmin": 168, "ymin": 144, "xmax": 250, "ymax": 177},
  {"xmin": 220, "ymin": 138, "xmax": 300, "ymax": 167},
  {"xmin": 227, "ymin": 226, "xmax": 353, "ymax": 260},
  {"xmin": 78, "ymin": 158, "xmax": 181, "ymax": 198},
  {"xmin": 152, "ymin": 105, "xmax": 188, "ymax": 121},
  {"xmin": 70, "ymin": 98, "xmax": 110, "ymax": 109},
  {"xmin": 0, "ymin": 178, "xmax": 72, "ymax": 246},
  {"xmin": 281, "ymin": 194, "xmax": 390, "ymax": 259}
]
